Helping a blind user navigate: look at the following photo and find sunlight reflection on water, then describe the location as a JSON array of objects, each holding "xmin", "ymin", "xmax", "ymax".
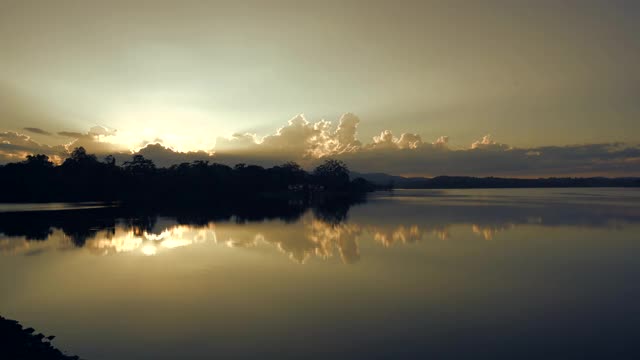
[{"xmin": 1, "ymin": 188, "xmax": 640, "ymax": 359}]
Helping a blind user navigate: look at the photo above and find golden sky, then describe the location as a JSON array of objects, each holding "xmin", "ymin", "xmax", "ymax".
[{"xmin": 1, "ymin": 0, "xmax": 639, "ymax": 176}]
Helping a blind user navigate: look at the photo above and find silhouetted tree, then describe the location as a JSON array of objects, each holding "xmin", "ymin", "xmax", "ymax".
[
  {"xmin": 0, "ymin": 150, "xmax": 376, "ymax": 203},
  {"xmin": 313, "ymin": 159, "xmax": 350, "ymax": 191},
  {"xmin": 123, "ymin": 155, "xmax": 155, "ymax": 175},
  {"xmin": 350, "ymin": 177, "xmax": 376, "ymax": 192},
  {"xmin": 104, "ymin": 155, "xmax": 116, "ymax": 167},
  {"xmin": 24, "ymin": 154, "xmax": 54, "ymax": 168},
  {"xmin": 62, "ymin": 147, "xmax": 98, "ymax": 167}
]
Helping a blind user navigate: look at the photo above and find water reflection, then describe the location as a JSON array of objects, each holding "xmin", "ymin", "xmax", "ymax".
[
  {"xmin": 2, "ymin": 189, "xmax": 640, "ymax": 360},
  {"xmin": 2, "ymin": 189, "xmax": 639, "ymax": 263}
]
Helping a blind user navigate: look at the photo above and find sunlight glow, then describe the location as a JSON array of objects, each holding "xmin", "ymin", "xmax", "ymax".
[
  {"xmin": 105, "ymin": 103, "xmax": 220, "ymax": 153},
  {"xmin": 141, "ymin": 244, "xmax": 157, "ymax": 256}
]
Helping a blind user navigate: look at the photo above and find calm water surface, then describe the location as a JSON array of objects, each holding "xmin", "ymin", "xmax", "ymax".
[{"xmin": 1, "ymin": 188, "xmax": 640, "ymax": 359}]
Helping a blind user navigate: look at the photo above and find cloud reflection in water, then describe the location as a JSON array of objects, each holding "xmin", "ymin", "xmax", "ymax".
[{"xmin": 1, "ymin": 189, "xmax": 639, "ymax": 263}]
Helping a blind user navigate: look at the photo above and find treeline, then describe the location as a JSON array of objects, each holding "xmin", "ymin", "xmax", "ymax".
[
  {"xmin": 357, "ymin": 173, "xmax": 640, "ymax": 189},
  {"xmin": 0, "ymin": 147, "xmax": 376, "ymax": 203},
  {"xmin": 388, "ymin": 175, "xmax": 640, "ymax": 189}
]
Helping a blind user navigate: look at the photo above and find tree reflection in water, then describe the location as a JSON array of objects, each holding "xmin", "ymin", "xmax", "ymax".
[{"xmin": 2, "ymin": 190, "xmax": 640, "ymax": 263}]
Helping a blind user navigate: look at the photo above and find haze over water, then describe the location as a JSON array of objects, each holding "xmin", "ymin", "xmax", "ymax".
[{"xmin": 1, "ymin": 188, "xmax": 640, "ymax": 359}]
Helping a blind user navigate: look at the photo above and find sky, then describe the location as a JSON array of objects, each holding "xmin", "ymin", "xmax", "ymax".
[{"xmin": 1, "ymin": 0, "xmax": 639, "ymax": 176}]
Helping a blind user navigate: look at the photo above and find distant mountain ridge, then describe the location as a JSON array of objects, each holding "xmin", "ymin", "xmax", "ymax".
[{"xmin": 351, "ymin": 172, "xmax": 640, "ymax": 189}]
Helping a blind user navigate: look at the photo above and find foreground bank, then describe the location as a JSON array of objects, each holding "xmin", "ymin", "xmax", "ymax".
[{"xmin": 0, "ymin": 316, "xmax": 80, "ymax": 360}]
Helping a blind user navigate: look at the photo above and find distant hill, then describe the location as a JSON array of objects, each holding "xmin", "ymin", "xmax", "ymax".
[{"xmin": 351, "ymin": 172, "xmax": 640, "ymax": 189}]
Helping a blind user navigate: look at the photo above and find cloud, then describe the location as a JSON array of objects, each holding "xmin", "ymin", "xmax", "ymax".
[
  {"xmin": 260, "ymin": 114, "xmax": 321, "ymax": 153},
  {"xmin": 23, "ymin": 127, "xmax": 52, "ymax": 136},
  {"xmin": 214, "ymin": 113, "xmax": 364, "ymax": 159},
  {"xmin": 130, "ymin": 144, "xmax": 211, "ymax": 168},
  {"xmin": 1, "ymin": 113, "xmax": 640, "ymax": 177},
  {"xmin": 396, "ymin": 133, "xmax": 423, "ymax": 150},
  {"xmin": 333, "ymin": 113, "xmax": 362, "ymax": 151},
  {"xmin": 366, "ymin": 130, "xmax": 425, "ymax": 150},
  {"xmin": 211, "ymin": 120, "xmax": 640, "ymax": 175},
  {"xmin": 62, "ymin": 131, "xmax": 127, "ymax": 157},
  {"xmin": 0, "ymin": 131, "xmax": 67, "ymax": 163},
  {"xmin": 434, "ymin": 136, "xmax": 449, "ymax": 146},
  {"xmin": 470, "ymin": 134, "xmax": 510, "ymax": 151},
  {"xmin": 88, "ymin": 125, "xmax": 117, "ymax": 137},
  {"xmin": 336, "ymin": 140, "xmax": 640, "ymax": 176},
  {"xmin": 214, "ymin": 132, "xmax": 260, "ymax": 152},
  {"xmin": 58, "ymin": 131, "xmax": 84, "ymax": 138},
  {"xmin": 369, "ymin": 130, "xmax": 396, "ymax": 149},
  {"xmin": 0, "ymin": 127, "xmax": 127, "ymax": 164}
]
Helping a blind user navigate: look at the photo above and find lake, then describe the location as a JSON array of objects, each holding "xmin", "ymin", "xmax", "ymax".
[{"xmin": 1, "ymin": 188, "xmax": 640, "ymax": 359}]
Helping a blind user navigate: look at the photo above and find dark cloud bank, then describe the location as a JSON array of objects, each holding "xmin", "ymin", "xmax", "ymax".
[
  {"xmin": 23, "ymin": 127, "xmax": 52, "ymax": 136},
  {"xmin": 2, "ymin": 114, "xmax": 639, "ymax": 177}
]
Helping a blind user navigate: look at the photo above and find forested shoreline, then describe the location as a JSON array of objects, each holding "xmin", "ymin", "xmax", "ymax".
[
  {"xmin": 1, "ymin": 148, "xmax": 637, "ymax": 204},
  {"xmin": 0, "ymin": 148, "xmax": 375, "ymax": 203}
]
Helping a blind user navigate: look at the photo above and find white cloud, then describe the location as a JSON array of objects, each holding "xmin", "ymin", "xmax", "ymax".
[
  {"xmin": 470, "ymin": 134, "xmax": 509, "ymax": 150},
  {"xmin": 1, "ymin": 114, "xmax": 640, "ymax": 177},
  {"xmin": 396, "ymin": 133, "xmax": 423, "ymax": 149},
  {"xmin": 61, "ymin": 130, "xmax": 127, "ymax": 156},
  {"xmin": 433, "ymin": 136, "xmax": 449, "ymax": 146},
  {"xmin": 215, "ymin": 113, "xmax": 364, "ymax": 159},
  {"xmin": 366, "ymin": 129, "xmax": 425, "ymax": 150}
]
